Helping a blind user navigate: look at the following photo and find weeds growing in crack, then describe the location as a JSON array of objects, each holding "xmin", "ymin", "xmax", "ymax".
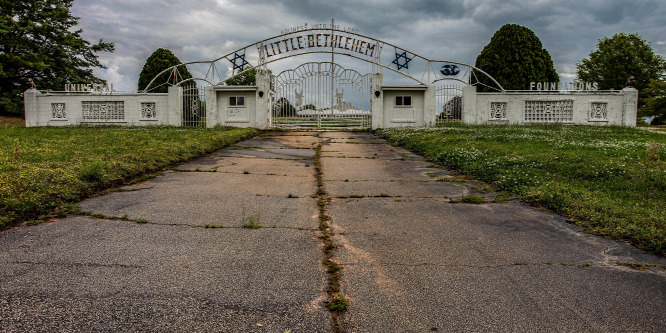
[
  {"xmin": 459, "ymin": 195, "xmax": 485, "ymax": 204},
  {"xmin": 241, "ymin": 206, "xmax": 261, "ymax": 229},
  {"xmin": 314, "ymin": 142, "xmax": 347, "ymax": 332},
  {"xmin": 63, "ymin": 204, "xmax": 150, "ymax": 225},
  {"xmin": 327, "ymin": 295, "xmax": 348, "ymax": 312},
  {"xmin": 172, "ymin": 168, "xmax": 218, "ymax": 173},
  {"xmin": 617, "ymin": 262, "xmax": 666, "ymax": 271},
  {"xmin": 111, "ymin": 187, "xmax": 147, "ymax": 193}
]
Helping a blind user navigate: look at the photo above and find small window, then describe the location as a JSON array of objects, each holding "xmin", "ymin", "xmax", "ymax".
[
  {"xmin": 395, "ymin": 96, "xmax": 412, "ymax": 107},
  {"xmin": 229, "ymin": 96, "xmax": 245, "ymax": 107}
]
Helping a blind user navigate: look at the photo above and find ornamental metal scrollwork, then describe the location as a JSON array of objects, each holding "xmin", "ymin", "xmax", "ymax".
[
  {"xmin": 490, "ymin": 102, "xmax": 507, "ymax": 120},
  {"xmin": 590, "ymin": 102, "xmax": 608, "ymax": 120},
  {"xmin": 190, "ymin": 100, "xmax": 199, "ymax": 117},
  {"xmin": 294, "ymin": 89, "xmax": 303, "ymax": 107},
  {"xmin": 51, "ymin": 103, "xmax": 66, "ymax": 119},
  {"xmin": 141, "ymin": 102, "xmax": 156, "ymax": 119}
]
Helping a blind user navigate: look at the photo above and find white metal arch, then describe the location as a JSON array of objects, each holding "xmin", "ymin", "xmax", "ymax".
[
  {"xmin": 143, "ymin": 28, "xmax": 504, "ymax": 92},
  {"xmin": 274, "ymin": 62, "xmax": 368, "ymax": 93}
]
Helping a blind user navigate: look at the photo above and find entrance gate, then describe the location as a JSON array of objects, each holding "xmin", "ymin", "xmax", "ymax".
[
  {"xmin": 272, "ymin": 62, "xmax": 372, "ymax": 128},
  {"xmin": 143, "ymin": 23, "xmax": 506, "ymax": 129},
  {"xmin": 435, "ymin": 84, "xmax": 464, "ymax": 121},
  {"xmin": 182, "ymin": 84, "xmax": 206, "ymax": 127}
]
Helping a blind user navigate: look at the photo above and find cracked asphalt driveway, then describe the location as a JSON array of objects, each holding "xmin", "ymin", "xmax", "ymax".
[{"xmin": 1, "ymin": 131, "xmax": 665, "ymax": 332}]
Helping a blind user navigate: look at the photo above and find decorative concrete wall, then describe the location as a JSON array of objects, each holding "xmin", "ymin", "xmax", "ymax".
[
  {"xmin": 24, "ymin": 78, "xmax": 638, "ymax": 128},
  {"xmin": 462, "ymin": 86, "xmax": 638, "ymax": 126},
  {"xmin": 24, "ymin": 87, "xmax": 178, "ymax": 127}
]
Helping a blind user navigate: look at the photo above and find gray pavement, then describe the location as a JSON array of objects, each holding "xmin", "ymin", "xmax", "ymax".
[
  {"xmin": 1, "ymin": 132, "xmax": 328, "ymax": 332},
  {"xmin": 320, "ymin": 132, "xmax": 666, "ymax": 332},
  {"xmin": 1, "ymin": 131, "xmax": 665, "ymax": 332}
]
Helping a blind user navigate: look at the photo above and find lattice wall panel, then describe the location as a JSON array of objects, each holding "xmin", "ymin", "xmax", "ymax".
[
  {"xmin": 524, "ymin": 100, "xmax": 573, "ymax": 123},
  {"xmin": 82, "ymin": 101, "xmax": 125, "ymax": 121}
]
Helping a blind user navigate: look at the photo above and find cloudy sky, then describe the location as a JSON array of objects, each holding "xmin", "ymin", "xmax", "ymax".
[{"xmin": 71, "ymin": 0, "xmax": 666, "ymax": 91}]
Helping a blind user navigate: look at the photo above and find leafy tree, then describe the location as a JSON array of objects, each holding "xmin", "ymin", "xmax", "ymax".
[
  {"xmin": 274, "ymin": 97, "xmax": 295, "ymax": 117},
  {"xmin": 301, "ymin": 103, "xmax": 316, "ymax": 110},
  {"xmin": 0, "ymin": 0, "xmax": 114, "ymax": 115},
  {"xmin": 138, "ymin": 48, "xmax": 192, "ymax": 93},
  {"xmin": 576, "ymin": 33, "xmax": 666, "ymax": 110},
  {"xmin": 225, "ymin": 67, "xmax": 258, "ymax": 86},
  {"xmin": 643, "ymin": 79, "xmax": 666, "ymax": 125},
  {"xmin": 474, "ymin": 24, "xmax": 559, "ymax": 91}
]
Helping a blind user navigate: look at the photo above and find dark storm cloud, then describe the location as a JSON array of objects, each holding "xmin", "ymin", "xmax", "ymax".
[{"xmin": 71, "ymin": 0, "xmax": 666, "ymax": 90}]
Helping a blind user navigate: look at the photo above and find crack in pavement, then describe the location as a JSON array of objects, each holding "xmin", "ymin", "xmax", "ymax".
[
  {"xmin": 340, "ymin": 261, "xmax": 598, "ymax": 270},
  {"xmin": 9, "ymin": 261, "xmax": 144, "ymax": 269},
  {"xmin": 75, "ymin": 215, "xmax": 318, "ymax": 232}
]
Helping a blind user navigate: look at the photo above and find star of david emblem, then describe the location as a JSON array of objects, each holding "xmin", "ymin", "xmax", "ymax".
[
  {"xmin": 230, "ymin": 52, "xmax": 249, "ymax": 71},
  {"xmin": 392, "ymin": 51, "xmax": 412, "ymax": 70}
]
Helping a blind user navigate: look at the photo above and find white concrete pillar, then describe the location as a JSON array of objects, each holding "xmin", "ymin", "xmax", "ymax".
[
  {"xmin": 167, "ymin": 86, "xmax": 183, "ymax": 126},
  {"xmin": 462, "ymin": 85, "xmax": 477, "ymax": 124},
  {"xmin": 23, "ymin": 89, "xmax": 41, "ymax": 127},
  {"xmin": 256, "ymin": 72, "xmax": 271, "ymax": 129},
  {"xmin": 371, "ymin": 73, "xmax": 384, "ymax": 129},
  {"xmin": 205, "ymin": 86, "xmax": 217, "ymax": 128},
  {"xmin": 621, "ymin": 87, "xmax": 638, "ymax": 127},
  {"xmin": 424, "ymin": 86, "xmax": 436, "ymax": 127}
]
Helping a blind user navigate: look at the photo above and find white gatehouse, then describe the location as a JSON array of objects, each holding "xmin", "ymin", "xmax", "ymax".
[{"xmin": 24, "ymin": 23, "xmax": 637, "ymax": 128}]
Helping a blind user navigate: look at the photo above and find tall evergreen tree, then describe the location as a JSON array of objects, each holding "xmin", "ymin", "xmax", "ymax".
[
  {"xmin": 137, "ymin": 48, "xmax": 192, "ymax": 93},
  {"xmin": 0, "ymin": 0, "xmax": 114, "ymax": 115},
  {"xmin": 474, "ymin": 24, "xmax": 558, "ymax": 91}
]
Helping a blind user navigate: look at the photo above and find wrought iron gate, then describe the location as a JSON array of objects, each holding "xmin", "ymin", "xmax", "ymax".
[
  {"xmin": 182, "ymin": 84, "xmax": 206, "ymax": 127},
  {"xmin": 272, "ymin": 62, "xmax": 371, "ymax": 128},
  {"xmin": 435, "ymin": 84, "xmax": 464, "ymax": 121}
]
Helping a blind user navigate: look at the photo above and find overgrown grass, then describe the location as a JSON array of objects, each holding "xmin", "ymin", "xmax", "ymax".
[
  {"xmin": 376, "ymin": 124, "xmax": 666, "ymax": 256},
  {"xmin": 0, "ymin": 125, "xmax": 258, "ymax": 229}
]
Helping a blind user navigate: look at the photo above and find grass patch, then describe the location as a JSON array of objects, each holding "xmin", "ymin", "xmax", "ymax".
[
  {"xmin": 0, "ymin": 125, "xmax": 258, "ymax": 229},
  {"xmin": 376, "ymin": 124, "xmax": 666, "ymax": 256}
]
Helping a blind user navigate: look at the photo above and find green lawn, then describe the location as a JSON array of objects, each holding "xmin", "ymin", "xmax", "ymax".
[
  {"xmin": 0, "ymin": 125, "xmax": 258, "ymax": 229},
  {"xmin": 377, "ymin": 124, "xmax": 666, "ymax": 256}
]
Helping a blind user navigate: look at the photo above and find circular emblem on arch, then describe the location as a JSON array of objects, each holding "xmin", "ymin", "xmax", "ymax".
[{"xmin": 440, "ymin": 64, "xmax": 460, "ymax": 76}]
